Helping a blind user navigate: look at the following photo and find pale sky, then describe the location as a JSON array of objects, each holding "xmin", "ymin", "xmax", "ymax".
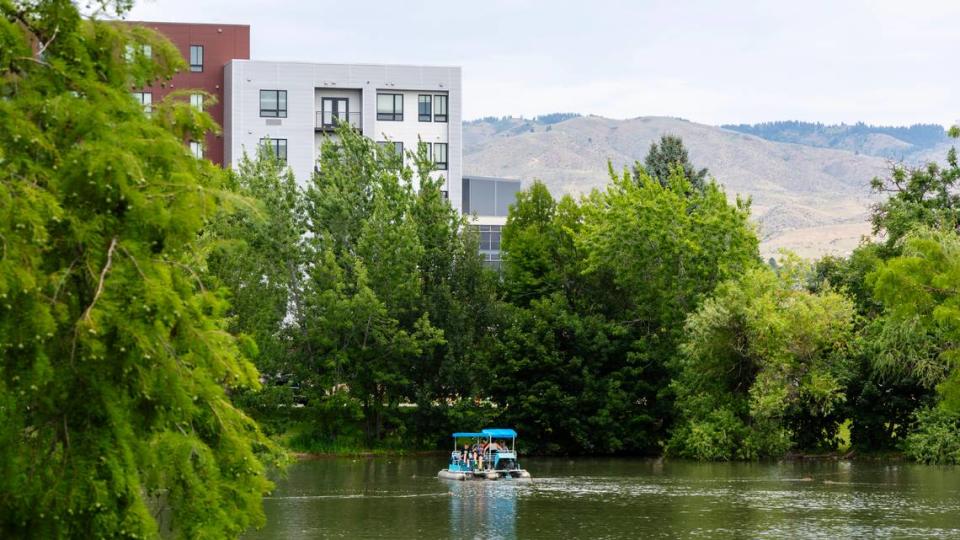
[{"xmin": 127, "ymin": 0, "xmax": 960, "ymax": 127}]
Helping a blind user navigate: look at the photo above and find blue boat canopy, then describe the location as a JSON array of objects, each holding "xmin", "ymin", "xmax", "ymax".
[
  {"xmin": 451, "ymin": 432, "xmax": 485, "ymax": 438},
  {"xmin": 482, "ymin": 428, "xmax": 517, "ymax": 438}
]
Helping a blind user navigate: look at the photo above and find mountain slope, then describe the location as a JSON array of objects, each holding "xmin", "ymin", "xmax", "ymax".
[
  {"xmin": 721, "ymin": 121, "xmax": 951, "ymax": 161},
  {"xmin": 463, "ymin": 115, "xmax": 897, "ymax": 258}
]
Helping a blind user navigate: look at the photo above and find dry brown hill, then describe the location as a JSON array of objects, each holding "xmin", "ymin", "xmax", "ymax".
[{"xmin": 463, "ymin": 115, "xmax": 893, "ymax": 258}]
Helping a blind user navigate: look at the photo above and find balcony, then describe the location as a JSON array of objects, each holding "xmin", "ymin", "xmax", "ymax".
[{"xmin": 316, "ymin": 111, "xmax": 361, "ymax": 132}]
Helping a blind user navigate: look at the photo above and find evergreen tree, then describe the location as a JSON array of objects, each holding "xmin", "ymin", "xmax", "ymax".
[
  {"xmin": 0, "ymin": 2, "xmax": 278, "ymax": 537},
  {"xmin": 633, "ymin": 135, "xmax": 708, "ymax": 190}
]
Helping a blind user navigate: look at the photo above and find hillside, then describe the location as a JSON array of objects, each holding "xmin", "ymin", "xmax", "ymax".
[
  {"xmin": 721, "ymin": 121, "xmax": 952, "ymax": 161},
  {"xmin": 462, "ymin": 115, "xmax": 903, "ymax": 258}
]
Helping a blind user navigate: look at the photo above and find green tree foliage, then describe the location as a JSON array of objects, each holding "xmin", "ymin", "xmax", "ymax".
[
  {"xmin": 870, "ymin": 146, "xmax": 959, "ymax": 248},
  {"xmin": 805, "ymin": 128, "xmax": 959, "ymax": 456},
  {"xmin": 491, "ymin": 183, "xmax": 649, "ymax": 453},
  {"xmin": 902, "ymin": 407, "xmax": 960, "ymax": 464},
  {"xmin": 406, "ymin": 145, "xmax": 499, "ymax": 446},
  {"xmin": 869, "ymin": 228, "xmax": 960, "ymax": 411},
  {"xmin": 0, "ymin": 2, "xmax": 278, "ymax": 537},
  {"xmin": 633, "ymin": 135, "xmax": 708, "ymax": 190},
  {"xmin": 298, "ymin": 129, "xmax": 442, "ymax": 443},
  {"xmin": 580, "ymin": 166, "xmax": 758, "ymax": 344},
  {"xmin": 500, "ymin": 181, "xmax": 584, "ymax": 305},
  {"xmin": 808, "ymin": 245, "xmax": 931, "ymax": 451},
  {"xmin": 206, "ymin": 146, "xmax": 307, "ymax": 417},
  {"xmin": 668, "ymin": 263, "xmax": 857, "ymax": 460},
  {"xmin": 487, "ymin": 163, "xmax": 759, "ymax": 455},
  {"xmin": 489, "ymin": 295, "xmax": 648, "ymax": 454}
]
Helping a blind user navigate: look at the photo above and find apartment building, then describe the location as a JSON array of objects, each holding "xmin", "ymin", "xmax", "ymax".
[
  {"xmin": 462, "ymin": 176, "xmax": 522, "ymax": 270},
  {"xmin": 127, "ymin": 22, "xmax": 251, "ymax": 165},
  {"xmin": 224, "ymin": 61, "xmax": 462, "ymax": 208}
]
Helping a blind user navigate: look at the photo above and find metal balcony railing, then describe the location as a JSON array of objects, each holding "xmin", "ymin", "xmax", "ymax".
[{"xmin": 316, "ymin": 111, "xmax": 361, "ymax": 131}]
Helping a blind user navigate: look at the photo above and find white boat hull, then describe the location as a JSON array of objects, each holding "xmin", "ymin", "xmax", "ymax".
[{"xmin": 438, "ymin": 469, "xmax": 531, "ymax": 481}]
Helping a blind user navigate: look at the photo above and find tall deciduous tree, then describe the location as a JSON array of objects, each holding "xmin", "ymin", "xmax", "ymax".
[
  {"xmin": 870, "ymin": 145, "xmax": 959, "ymax": 249},
  {"xmin": 668, "ymin": 263, "xmax": 857, "ymax": 460},
  {"xmin": 869, "ymin": 228, "xmax": 960, "ymax": 410},
  {"xmin": 0, "ymin": 2, "xmax": 278, "ymax": 537},
  {"xmin": 206, "ymin": 146, "xmax": 307, "ymax": 414},
  {"xmin": 300, "ymin": 128, "xmax": 442, "ymax": 443}
]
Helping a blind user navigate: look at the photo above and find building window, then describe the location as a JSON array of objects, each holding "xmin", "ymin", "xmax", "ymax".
[
  {"xmin": 260, "ymin": 90, "xmax": 287, "ymax": 118},
  {"xmin": 189, "ymin": 140, "xmax": 203, "ymax": 158},
  {"xmin": 476, "ymin": 224, "xmax": 503, "ymax": 270},
  {"xmin": 433, "ymin": 142, "xmax": 448, "ymax": 170},
  {"xmin": 482, "ymin": 251, "xmax": 503, "ymax": 271},
  {"xmin": 477, "ymin": 225, "xmax": 502, "ymax": 251},
  {"xmin": 260, "ymin": 138, "xmax": 287, "ymax": 162},
  {"xmin": 320, "ymin": 97, "xmax": 350, "ymax": 127},
  {"xmin": 434, "ymin": 94, "xmax": 448, "ymax": 122},
  {"xmin": 418, "ymin": 95, "xmax": 432, "ymax": 122},
  {"xmin": 377, "ymin": 93, "xmax": 403, "ymax": 121},
  {"xmin": 189, "ymin": 45, "xmax": 203, "ymax": 72},
  {"xmin": 131, "ymin": 91, "xmax": 152, "ymax": 115},
  {"xmin": 190, "ymin": 93, "xmax": 203, "ymax": 111},
  {"xmin": 377, "ymin": 141, "xmax": 404, "ymax": 156}
]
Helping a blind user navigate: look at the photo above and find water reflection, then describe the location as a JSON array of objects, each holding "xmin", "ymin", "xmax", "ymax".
[{"xmin": 447, "ymin": 480, "xmax": 518, "ymax": 540}]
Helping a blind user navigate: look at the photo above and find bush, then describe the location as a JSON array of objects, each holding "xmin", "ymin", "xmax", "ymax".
[
  {"xmin": 902, "ymin": 407, "xmax": 960, "ymax": 464},
  {"xmin": 666, "ymin": 408, "xmax": 793, "ymax": 461}
]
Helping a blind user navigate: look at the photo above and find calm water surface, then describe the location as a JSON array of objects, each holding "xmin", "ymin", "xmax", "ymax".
[{"xmin": 244, "ymin": 457, "xmax": 960, "ymax": 539}]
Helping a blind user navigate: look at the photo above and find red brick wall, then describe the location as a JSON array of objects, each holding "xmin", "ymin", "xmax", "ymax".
[{"xmin": 128, "ymin": 22, "xmax": 250, "ymax": 166}]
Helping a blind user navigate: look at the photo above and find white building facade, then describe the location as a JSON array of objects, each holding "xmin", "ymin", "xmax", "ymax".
[{"xmin": 224, "ymin": 60, "xmax": 463, "ymax": 208}]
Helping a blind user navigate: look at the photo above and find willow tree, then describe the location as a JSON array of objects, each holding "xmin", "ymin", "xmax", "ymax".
[{"xmin": 0, "ymin": 2, "xmax": 278, "ymax": 537}]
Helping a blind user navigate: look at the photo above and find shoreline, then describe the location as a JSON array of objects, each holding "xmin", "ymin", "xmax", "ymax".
[{"xmin": 289, "ymin": 449, "xmax": 907, "ymax": 462}]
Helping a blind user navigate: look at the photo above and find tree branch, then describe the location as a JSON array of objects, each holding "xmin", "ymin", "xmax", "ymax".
[{"xmin": 82, "ymin": 237, "xmax": 118, "ymax": 322}]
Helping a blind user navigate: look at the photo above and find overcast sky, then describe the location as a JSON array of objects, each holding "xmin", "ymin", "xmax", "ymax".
[{"xmin": 127, "ymin": 0, "xmax": 959, "ymax": 126}]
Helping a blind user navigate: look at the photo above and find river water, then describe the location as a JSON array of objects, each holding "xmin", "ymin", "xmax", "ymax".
[{"xmin": 243, "ymin": 457, "xmax": 960, "ymax": 539}]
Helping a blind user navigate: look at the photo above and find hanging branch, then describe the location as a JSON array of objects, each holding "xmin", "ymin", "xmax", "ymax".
[{"xmin": 82, "ymin": 237, "xmax": 118, "ymax": 322}]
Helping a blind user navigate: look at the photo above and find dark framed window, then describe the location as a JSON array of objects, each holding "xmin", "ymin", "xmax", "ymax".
[
  {"xmin": 260, "ymin": 90, "xmax": 287, "ymax": 118},
  {"xmin": 418, "ymin": 95, "xmax": 432, "ymax": 122},
  {"xmin": 260, "ymin": 138, "xmax": 287, "ymax": 162},
  {"xmin": 320, "ymin": 97, "xmax": 349, "ymax": 127},
  {"xmin": 189, "ymin": 45, "xmax": 203, "ymax": 72},
  {"xmin": 131, "ymin": 91, "xmax": 152, "ymax": 115},
  {"xmin": 433, "ymin": 94, "xmax": 448, "ymax": 122},
  {"xmin": 433, "ymin": 142, "xmax": 448, "ymax": 170},
  {"xmin": 377, "ymin": 93, "xmax": 403, "ymax": 121}
]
